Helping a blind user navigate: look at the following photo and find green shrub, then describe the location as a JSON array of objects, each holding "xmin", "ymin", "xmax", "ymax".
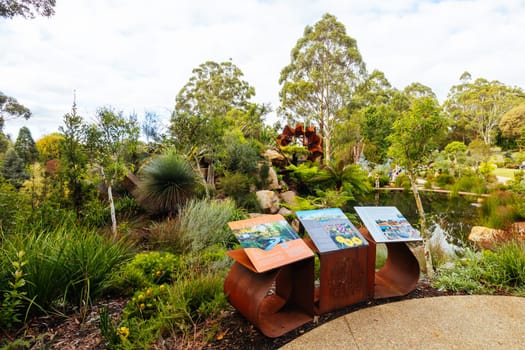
[
  {"xmin": 183, "ymin": 244, "xmax": 231, "ymax": 275},
  {"xmin": 433, "ymin": 250, "xmax": 491, "ymax": 294},
  {"xmin": 4, "ymin": 222, "xmax": 132, "ymax": 313},
  {"xmin": 0, "ymin": 180, "xmax": 31, "ymax": 234},
  {"xmin": 0, "ymin": 250, "xmax": 28, "ymax": 329},
  {"xmin": 435, "ymin": 173, "xmax": 455, "ymax": 187},
  {"xmin": 123, "ymin": 284, "xmax": 169, "ymax": 320},
  {"xmin": 111, "ymin": 251, "xmax": 181, "ymax": 294},
  {"xmin": 451, "ymin": 174, "xmax": 486, "ymax": 194},
  {"xmin": 394, "ymin": 173, "xmax": 411, "ymax": 189},
  {"xmin": 146, "ymin": 219, "xmax": 186, "ymax": 253},
  {"xmin": 220, "ymin": 172, "xmax": 251, "ymax": 197},
  {"xmin": 162, "ymin": 273, "xmax": 227, "ymax": 324},
  {"xmin": 481, "ymin": 191, "xmax": 519, "ymax": 229},
  {"xmin": 115, "ymin": 195, "xmax": 144, "ymax": 221},
  {"xmin": 224, "ymin": 142, "xmax": 259, "ymax": 175},
  {"xmin": 433, "ymin": 242, "xmax": 525, "ymax": 295},
  {"xmin": 481, "ymin": 241, "xmax": 525, "ymax": 288},
  {"xmin": 119, "ymin": 273, "xmax": 228, "ymax": 348},
  {"xmin": 175, "ymin": 198, "xmax": 237, "ymax": 253}
]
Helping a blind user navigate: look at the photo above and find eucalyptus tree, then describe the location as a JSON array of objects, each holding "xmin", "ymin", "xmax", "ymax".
[
  {"xmin": 170, "ymin": 60, "xmax": 264, "ymax": 184},
  {"xmin": 499, "ymin": 104, "xmax": 525, "ymax": 146},
  {"xmin": 444, "ymin": 73, "xmax": 525, "ymax": 145},
  {"xmin": 170, "ymin": 60, "xmax": 257, "ymax": 149},
  {"xmin": 388, "ymin": 95, "xmax": 448, "ymax": 277},
  {"xmin": 0, "ymin": 91, "xmax": 31, "ymax": 128},
  {"xmin": 0, "ymin": 0, "xmax": 55, "ymax": 18},
  {"xmin": 85, "ymin": 107, "xmax": 139, "ymax": 238},
  {"xmin": 279, "ymin": 13, "xmax": 366, "ymax": 163}
]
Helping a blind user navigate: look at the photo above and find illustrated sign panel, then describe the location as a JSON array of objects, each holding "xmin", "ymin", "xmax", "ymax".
[
  {"xmin": 296, "ymin": 208, "xmax": 367, "ymax": 253},
  {"xmin": 228, "ymin": 214, "xmax": 314, "ymax": 273},
  {"xmin": 354, "ymin": 206, "xmax": 422, "ymax": 243}
]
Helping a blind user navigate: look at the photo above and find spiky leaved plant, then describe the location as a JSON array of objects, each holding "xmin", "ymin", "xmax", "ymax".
[{"xmin": 136, "ymin": 150, "xmax": 199, "ymax": 217}]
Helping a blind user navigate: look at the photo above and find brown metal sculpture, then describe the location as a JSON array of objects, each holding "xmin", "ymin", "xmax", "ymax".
[
  {"xmin": 360, "ymin": 228, "xmax": 420, "ymax": 299},
  {"xmin": 276, "ymin": 123, "xmax": 323, "ymax": 162},
  {"xmin": 223, "ymin": 250, "xmax": 314, "ymax": 338}
]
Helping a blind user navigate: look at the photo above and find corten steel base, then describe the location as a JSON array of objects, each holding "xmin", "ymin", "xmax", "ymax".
[
  {"xmin": 304, "ymin": 238, "xmax": 368, "ymax": 314},
  {"xmin": 223, "ymin": 252, "xmax": 314, "ymax": 338},
  {"xmin": 360, "ymin": 229, "xmax": 420, "ymax": 299}
]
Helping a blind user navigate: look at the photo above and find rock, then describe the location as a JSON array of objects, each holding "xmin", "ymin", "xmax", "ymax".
[
  {"xmin": 280, "ymin": 191, "xmax": 298, "ymax": 207},
  {"xmin": 266, "ymin": 166, "xmax": 280, "ymax": 190},
  {"xmin": 469, "ymin": 224, "xmax": 525, "ymax": 250},
  {"xmin": 256, "ymin": 190, "xmax": 280, "ymax": 214},
  {"xmin": 262, "ymin": 149, "xmax": 286, "ymax": 163},
  {"xmin": 468, "ymin": 226, "xmax": 508, "ymax": 250},
  {"xmin": 278, "ymin": 207, "xmax": 293, "ymax": 216}
]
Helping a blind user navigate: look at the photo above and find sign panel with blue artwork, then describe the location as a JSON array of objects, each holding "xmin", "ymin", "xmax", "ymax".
[
  {"xmin": 296, "ymin": 208, "xmax": 368, "ymax": 253},
  {"xmin": 354, "ymin": 206, "xmax": 422, "ymax": 243}
]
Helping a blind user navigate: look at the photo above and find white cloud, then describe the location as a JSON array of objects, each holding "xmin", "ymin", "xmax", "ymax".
[{"xmin": 1, "ymin": 0, "xmax": 525, "ymax": 139}]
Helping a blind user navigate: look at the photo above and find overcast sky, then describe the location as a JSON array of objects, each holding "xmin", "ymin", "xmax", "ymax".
[{"xmin": 1, "ymin": 0, "xmax": 525, "ymax": 140}]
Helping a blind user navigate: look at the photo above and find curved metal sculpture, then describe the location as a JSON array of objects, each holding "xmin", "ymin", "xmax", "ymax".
[
  {"xmin": 224, "ymin": 250, "xmax": 314, "ymax": 338},
  {"xmin": 276, "ymin": 123, "xmax": 323, "ymax": 162},
  {"xmin": 360, "ymin": 228, "xmax": 420, "ymax": 299}
]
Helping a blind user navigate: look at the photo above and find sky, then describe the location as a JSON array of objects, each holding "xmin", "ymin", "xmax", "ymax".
[{"xmin": 1, "ymin": 0, "xmax": 525, "ymax": 140}]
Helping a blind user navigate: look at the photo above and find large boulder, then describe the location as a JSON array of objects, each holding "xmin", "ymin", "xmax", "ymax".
[
  {"xmin": 266, "ymin": 166, "xmax": 280, "ymax": 190},
  {"xmin": 280, "ymin": 191, "xmax": 298, "ymax": 208},
  {"xmin": 262, "ymin": 148, "xmax": 286, "ymax": 163},
  {"xmin": 256, "ymin": 190, "xmax": 280, "ymax": 214},
  {"xmin": 468, "ymin": 226, "xmax": 509, "ymax": 250},
  {"xmin": 469, "ymin": 223, "xmax": 525, "ymax": 250}
]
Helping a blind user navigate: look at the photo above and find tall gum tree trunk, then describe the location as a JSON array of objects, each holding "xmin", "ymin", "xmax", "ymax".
[{"xmin": 408, "ymin": 172, "xmax": 434, "ymax": 278}]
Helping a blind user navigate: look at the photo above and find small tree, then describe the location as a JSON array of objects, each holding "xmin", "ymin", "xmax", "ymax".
[
  {"xmin": 85, "ymin": 107, "xmax": 139, "ymax": 238},
  {"xmin": 14, "ymin": 126, "xmax": 38, "ymax": 166},
  {"xmin": 388, "ymin": 96, "xmax": 447, "ymax": 277},
  {"xmin": 1, "ymin": 147, "xmax": 28, "ymax": 188}
]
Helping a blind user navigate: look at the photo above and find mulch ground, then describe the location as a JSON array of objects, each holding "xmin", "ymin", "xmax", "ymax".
[{"xmin": 0, "ymin": 278, "xmax": 460, "ymax": 350}]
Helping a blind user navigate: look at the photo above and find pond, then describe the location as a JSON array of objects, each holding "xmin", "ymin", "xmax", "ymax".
[{"xmin": 350, "ymin": 190, "xmax": 482, "ymax": 249}]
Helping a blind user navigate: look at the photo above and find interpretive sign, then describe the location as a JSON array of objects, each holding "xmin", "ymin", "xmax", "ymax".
[
  {"xmin": 227, "ymin": 214, "xmax": 314, "ymax": 273},
  {"xmin": 354, "ymin": 206, "xmax": 422, "ymax": 243},
  {"xmin": 296, "ymin": 208, "xmax": 367, "ymax": 253}
]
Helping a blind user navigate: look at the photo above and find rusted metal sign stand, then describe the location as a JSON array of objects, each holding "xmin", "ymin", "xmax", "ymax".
[
  {"xmin": 304, "ymin": 238, "xmax": 368, "ymax": 314},
  {"xmin": 224, "ymin": 249, "xmax": 314, "ymax": 338},
  {"xmin": 360, "ymin": 229, "xmax": 420, "ymax": 299},
  {"xmin": 224, "ymin": 230, "xmax": 420, "ymax": 337}
]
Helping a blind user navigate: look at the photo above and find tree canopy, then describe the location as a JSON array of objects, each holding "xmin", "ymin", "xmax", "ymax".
[
  {"xmin": 279, "ymin": 13, "xmax": 366, "ymax": 162},
  {"xmin": 0, "ymin": 0, "xmax": 55, "ymax": 19},
  {"xmin": 499, "ymin": 104, "xmax": 525, "ymax": 139},
  {"xmin": 444, "ymin": 74, "xmax": 525, "ymax": 145},
  {"xmin": 14, "ymin": 126, "xmax": 38, "ymax": 166},
  {"xmin": 170, "ymin": 60, "xmax": 260, "ymax": 152},
  {"xmin": 0, "ymin": 91, "xmax": 31, "ymax": 130}
]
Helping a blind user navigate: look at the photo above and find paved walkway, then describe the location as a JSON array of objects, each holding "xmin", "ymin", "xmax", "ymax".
[{"xmin": 280, "ymin": 295, "xmax": 525, "ymax": 349}]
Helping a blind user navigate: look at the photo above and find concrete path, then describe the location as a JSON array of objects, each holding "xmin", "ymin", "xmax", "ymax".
[{"xmin": 280, "ymin": 295, "xmax": 525, "ymax": 349}]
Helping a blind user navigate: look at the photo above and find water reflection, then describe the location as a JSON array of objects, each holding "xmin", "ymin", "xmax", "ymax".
[{"xmin": 351, "ymin": 190, "xmax": 481, "ymax": 247}]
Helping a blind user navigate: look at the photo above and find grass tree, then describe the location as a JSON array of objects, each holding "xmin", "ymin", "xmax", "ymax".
[
  {"xmin": 136, "ymin": 150, "xmax": 199, "ymax": 218},
  {"xmin": 388, "ymin": 95, "xmax": 447, "ymax": 277}
]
